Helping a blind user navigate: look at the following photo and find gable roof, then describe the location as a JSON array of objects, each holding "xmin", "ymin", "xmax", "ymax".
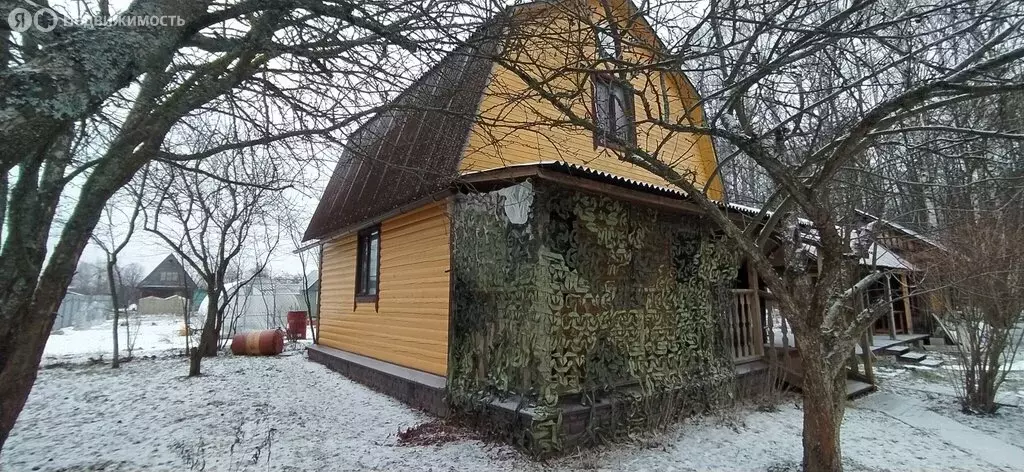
[
  {"xmin": 137, "ymin": 254, "xmax": 197, "ymax": 290},
  {"xmin": 302, "ymin": 27, "xmax": 500, "ymax": 242}
]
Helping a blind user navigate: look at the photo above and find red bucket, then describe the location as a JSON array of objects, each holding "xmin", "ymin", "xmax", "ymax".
[{"xmin": 286, "ymin": 310, "xmax": 307, "ymax": 340}]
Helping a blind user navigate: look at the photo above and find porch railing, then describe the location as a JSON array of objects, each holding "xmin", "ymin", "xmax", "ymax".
[
  {"xmin": 761, "ymin": 291, "xmax": 795, "ymax": 350},
  {"xmin": 728, "ymin": 289, "xmax": 764, "ymax": 363}
]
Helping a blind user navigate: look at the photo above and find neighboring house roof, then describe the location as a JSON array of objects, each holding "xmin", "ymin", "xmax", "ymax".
[
  {"xmin": 860, "ymin": 242, "xmax": 917, "ymax": 271},
  {"xmin": 855, "ymin": 209, "xmax": 948, "ymax": 251},
  {"xmin": 303, "ymin": 27, "xmax": 500, "ymax": 242},
  {"xmin": 137, "ymin": 254, "xmax": 197, "ymax": 290}
]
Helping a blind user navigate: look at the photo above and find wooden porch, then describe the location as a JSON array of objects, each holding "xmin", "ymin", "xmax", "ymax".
[{"xmin": 725, "ymin": 268, "xmax": 925, "ymax": 399}]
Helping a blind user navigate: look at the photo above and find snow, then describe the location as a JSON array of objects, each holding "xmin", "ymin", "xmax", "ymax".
[
  {"xmin": 5, "ymin": 351, "xmax": 1024, "ymax": 471},
  {"xmin": 43, "ymin": 315, "xmax": 187, "ymax": 363}
]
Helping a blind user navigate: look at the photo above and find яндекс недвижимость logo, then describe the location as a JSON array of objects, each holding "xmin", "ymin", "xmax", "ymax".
[{"xmin": 7, "ymin": 3, "xmax": 185, "ymax": 32}]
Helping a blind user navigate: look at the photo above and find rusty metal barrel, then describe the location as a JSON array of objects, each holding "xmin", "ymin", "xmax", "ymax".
[
  {"xmin": 230, "ymin": 329, "xmax": 284, "ymax": 356},
  {"xmin": 286, "ymin": 310, "xmax": 307, "ymax": 339}
]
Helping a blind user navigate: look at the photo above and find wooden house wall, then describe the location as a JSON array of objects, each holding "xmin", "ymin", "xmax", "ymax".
[
  {"xmin": 459, "ymin": 0, "xmax": 724, "ymax": 200},
  {"xmin": 318, "ymin": 201, "xmax": 452, "ymax": 376}
]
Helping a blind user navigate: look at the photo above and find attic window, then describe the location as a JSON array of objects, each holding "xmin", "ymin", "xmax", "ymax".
[
  {"xmin": 593, "ymin": 74, "xmax": 635, "ymax": 148},
  {"xmin": 595, "ymin": 25, "xmax": 620, "ymax": 59},
  {"xmin": 355, "ymin": 226, "xmax": 380, "ymax": 301}
]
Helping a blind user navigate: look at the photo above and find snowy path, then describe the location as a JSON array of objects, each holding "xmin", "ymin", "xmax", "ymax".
[
  {"xmin": 854, "ymin": 392, "xmax": 1024, "ymax": 471},
  {"xmin": 3, "ymin": 352, "xmax": 1022, "ymax": 471}
]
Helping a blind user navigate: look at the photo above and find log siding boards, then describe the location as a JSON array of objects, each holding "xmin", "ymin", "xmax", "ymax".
[{"xmin": 318, "ymin": 201, "xmax": 452, "ymax": 376}]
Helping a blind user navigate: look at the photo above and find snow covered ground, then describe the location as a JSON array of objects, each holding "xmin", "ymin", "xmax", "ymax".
[
  {"xmin": 42, "ymin": 315, "xmax": 187, "ymax": 364},
  {"xmin": 5, "ymin": 349, "xmax": 1024, "ymax": 471}
]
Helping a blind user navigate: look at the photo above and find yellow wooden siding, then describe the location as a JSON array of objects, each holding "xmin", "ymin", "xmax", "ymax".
[
  {"xmin": 460, "ymin": 0, "xmax": 724, "ymax": 199},
  {"xmin": 318, "ymin": 201, "xmax": 451, "ymax": 376}
]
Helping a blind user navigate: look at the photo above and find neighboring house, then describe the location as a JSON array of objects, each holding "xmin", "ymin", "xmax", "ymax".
[
  {"xmin": 299, "ymin": 0, "xmax": 902, "ymax": 454},
  {"xmin": 855, "ymin": 210, "xmax": 948, "ymax": 336},
  {"xmin": 137, "ymin": 255, "xmax": 197, "ymax": 300}
]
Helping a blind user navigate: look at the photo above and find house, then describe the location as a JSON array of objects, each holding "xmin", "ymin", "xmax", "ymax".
[
  {"xmin": 300, "ymin": 0, "xmax": 886, "ymax": 454},
  {"xmin": 137, "ymin": 255, "xmax": 197, "ymax": 299},
  {"xmin": 136, "ymin": 255, "xmax": 197, "ymax": 316},
  {"xmin": 855, "ymin": 210, "xmax": 948, "ymax": 336}
]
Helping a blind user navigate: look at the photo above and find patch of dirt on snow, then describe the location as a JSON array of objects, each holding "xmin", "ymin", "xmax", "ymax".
[{"xmin": 396, "ymin": 418, "xmax": 482, "ymax": 447}]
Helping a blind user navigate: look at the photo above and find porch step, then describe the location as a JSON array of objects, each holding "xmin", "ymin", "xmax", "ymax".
[
  {"xmin": 883, "ymin": 345, "xmax": 911, "ymax": 356},
  {"xmin": 779, "ymin": 368, "xmax": 877, "ymax": 400},
  {"xmin": 918, "ymin": 358, "xmax": 944, "ymax": 368},
  {"xmin": 846, "ymin": 379, "xmax": 875, "ymax": 398},
  {"xmin": 899, "ymin": 351, "xmax": 928, "ymax": 363}
]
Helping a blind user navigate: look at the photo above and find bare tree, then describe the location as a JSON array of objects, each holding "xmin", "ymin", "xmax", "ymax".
[
  {"xmin": 448, "ymin": 0, "xmax": 1024, "ymax": 469},
  {"xmin": 0, "ymin": 0, "xmax": 476, "ymax": 449},
  {"xmin": 90, "ymin": 171, "xmax": 147, "ymax": 368},
  {"xmin": 288, "ymin": 215, "xmax": 321, "ymax": 343},
  {"xmin": 117, "ymin": 263, "xmax": 145, "ymax": 308},
  {"xmin": 117, "ymin": 262, "xmax": 145, "ymax": 358},
  {"xmin": 924, "ymin": 206, "xmax": 1024, "ymax": 413},
  {"xmin": 69, "ymin": 261, "xmax": 108, "ymax": 296},
  {"xmin": 144, "ymin": 152, "xmax": 283, "ymax": 376}
]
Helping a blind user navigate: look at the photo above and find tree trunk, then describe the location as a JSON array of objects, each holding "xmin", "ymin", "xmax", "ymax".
[
  {"xmin": 105, "ymin": 258, "xmax": 120, "ymax": 368},
  {"xmin": 188, "ymin": 290, "xmax": 220, "ymax": 377},
  {"xmin": 0, "ymin": 0, "xmax": 210, "ymax": 173},
  {"xmin": 202, "ymin": 291, "xmax": 220, "ymax": 358},
  {"xmin": 124, "ymin": 306, "xmax": 132, "ymax": 359},
  {"xmin": 188, "ymin": 347, "xmax": 203, "ymax": 377},
  {"xmin": 799, "ymin": 341, "xmax": 848, "ymax": 472},
  {"xmin": 0, "ymin": 301, "xmax": 61, "ymax": 452}
]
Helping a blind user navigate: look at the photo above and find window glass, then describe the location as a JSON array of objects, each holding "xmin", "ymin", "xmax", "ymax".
[
  {"xmin": 593, "ymin": 76, "xmax": 634, "ymax": 147},
  {"xmin": 596, "ymin": 27, "xmax": 617, "ymax": 59},
  {"xmin": 356, "ymin": 227, "xmax": 381, "ymax": 298},
  {"xmin": 367, "ymin": 234, "xmax": 379, "ymax": 295}
]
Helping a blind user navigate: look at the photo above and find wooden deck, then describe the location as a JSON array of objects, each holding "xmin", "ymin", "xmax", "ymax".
[
  {"xmin": 768, "ymin": 332, "xmax": 928, "ymax": 355},
  {"xmin": 764, "ymin": 355, "xmax": 878, "ymax": 399},
  {"xmin": 854, "ymin": 334, "xmax": 929, "ymax": 355}
]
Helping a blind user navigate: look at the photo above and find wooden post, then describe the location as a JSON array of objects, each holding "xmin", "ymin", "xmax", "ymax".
[
  {"xmin": 860, "ymin": 329, "xmax": 875, "ymax": 384},
  {"xmin": 900, "ymin": 272, "xmax": 914, "ymax": 334},
  {"xmin": 884, "ymin": 274, "xmax": 897, "ymax": 340},
  {"xmin": 781, "ymin": 313, "xmax": 790, "ymax": 349},
  {"xmin": 747, "ymin": 263, "xmax": 763, "ymax": 357},
  {"xmin": 729, "ymin": 292, "xmax": 739, "ymax": 360}
]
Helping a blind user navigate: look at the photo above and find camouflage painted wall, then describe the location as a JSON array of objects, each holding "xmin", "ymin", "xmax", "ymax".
[{"xmin": 450, "ymin": 179, "xmax": 738, "ymax": 453}]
